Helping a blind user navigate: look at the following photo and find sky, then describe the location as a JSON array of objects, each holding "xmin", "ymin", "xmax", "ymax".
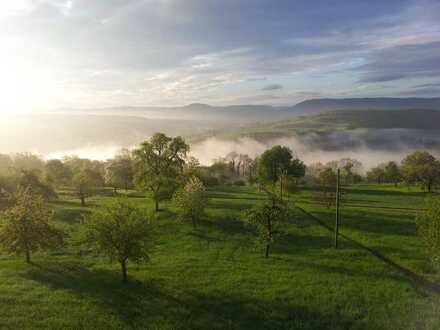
[{"xmin": 1, "ymin": 0, "xmax": 440, "ymax": 112}]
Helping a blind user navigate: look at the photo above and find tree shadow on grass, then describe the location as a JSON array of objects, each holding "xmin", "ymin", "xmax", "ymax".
[
  {"xmin": 208, "ymin": 192, "xmax": 266, "ymax": 202},
  {"xmin": 22, "ymin": 260, "xmax": 358, "ymax": 330},
  {"xmin": 53, "ymin": 208, "xmax": 91, "ymax": 225},
  {"xmin": 277, "ymin": 233, "xmax": 336, "ymax": 253},
  {"xmin": 208, "ymin": 200, "xmax": 254, "ymax": 212},
  {"xmin": 309, "ymin": 209, "xmax": 416, "ymax": 237},
  {"xmin": 200, "ymin": 215, "xmax": 252, "ymax": 237}
]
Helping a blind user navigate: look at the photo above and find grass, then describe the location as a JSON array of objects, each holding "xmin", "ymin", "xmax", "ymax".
[{"xmin": 0, "ymin": 184, "xmax": 439, "ymax": 329}]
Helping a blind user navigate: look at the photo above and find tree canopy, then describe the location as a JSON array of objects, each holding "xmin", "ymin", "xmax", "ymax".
[
  {"xmin": 133, "ymin": 133, "xmax": 189, "ymax": 211},
  {"xmin": 402, "ymin": 151, "xmax": 440, "ymax": 192},
  {"xmin": 0, "ymin": 188, "xmax": 64, "ymax": 263},
  {"xmin": 83, "ymin": 198, "xmax": 154, "ymax": 282}
]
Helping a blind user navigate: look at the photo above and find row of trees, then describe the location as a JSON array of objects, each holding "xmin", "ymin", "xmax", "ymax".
[{"xmin": 367, "ymin": 152, "xmax": 440, "ymax": 192}]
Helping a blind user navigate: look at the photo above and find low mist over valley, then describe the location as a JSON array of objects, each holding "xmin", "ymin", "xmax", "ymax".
[{"xmin": 2, "ymin": 98, "xmax": 440, "ymax": 168}]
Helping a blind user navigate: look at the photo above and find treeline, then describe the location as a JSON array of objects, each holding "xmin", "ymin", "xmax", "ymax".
[{"xmin": 1, "ymin": 144, "xmax": 440, "ymax": 209}]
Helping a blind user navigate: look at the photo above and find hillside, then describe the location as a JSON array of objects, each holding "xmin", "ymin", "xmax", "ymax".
[
  {"xmin": 204, "ymin": 109, "xmax": 440, "ymax": 139},
  {"xmin": 193, "ymin": 109, "xmax": 440, "ymax": 156},
  {"xmin": 290, "ymin": 98, "xmax": 440, "ymax": 114}
]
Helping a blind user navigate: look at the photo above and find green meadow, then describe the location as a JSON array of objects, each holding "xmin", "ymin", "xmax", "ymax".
[{"xmin": 0, "ymin": 184, "xmax": 439, "ymax": 330}]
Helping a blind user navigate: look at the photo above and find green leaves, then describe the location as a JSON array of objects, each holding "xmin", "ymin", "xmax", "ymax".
[
  {"xmin": 242, "ymin": 197, "xmax": 294, "ymax": 257},
  {"xmin": 173, "ymin": 177, "xmax": 208, "ymax": 227},
  {"xmin": 83, "ymin": 198, "xmax": 155, "ymax": 267},
  {"xmin": 0, "ymin": 187, "xmax": 65, "ymax": 262},
  {"xmin": 133, "ymin": 133, "xmax": 190, "ymax": 211}
]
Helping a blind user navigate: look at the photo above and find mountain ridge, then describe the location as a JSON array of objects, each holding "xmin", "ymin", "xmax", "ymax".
[{"xmin": 56, "ymin": 97, "xmax": 440, "ymax": 118}]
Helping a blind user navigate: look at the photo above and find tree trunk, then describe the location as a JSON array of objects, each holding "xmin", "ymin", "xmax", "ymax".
[
  {"xmin": 120, "ymin": 260, "xmax": 128, "ymax": 282},
  {"xmin": 25, "ymin": 247, "xmax": 31, "ymax": 264},
  {"xmin": 266, "ymin": 217, "xmax": 273, "ymax": 258},
  {"xmin": 80, "ymin": 195, "xmax": 86, "ymax": 207},
  {"xmin": 280, "ymin": 178, "xmax": 283, "ymax": 200}
]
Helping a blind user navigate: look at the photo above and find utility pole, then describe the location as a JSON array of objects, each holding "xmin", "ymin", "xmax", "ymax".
[{"xmin": 334, "ymin": 168, "xmax": 340, "ymax": 248}]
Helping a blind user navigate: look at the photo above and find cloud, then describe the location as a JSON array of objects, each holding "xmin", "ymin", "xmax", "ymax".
[
  {"xmin": 1, "ymin": 0, "xmax": 440, "ymax": 108},
  {"xmin": 261, "ymin": 84, "xmax": 283, "ymax": 91},
  {"xmin": 358, "ymin": 42, "xmax": 440, "ymax": 83}
]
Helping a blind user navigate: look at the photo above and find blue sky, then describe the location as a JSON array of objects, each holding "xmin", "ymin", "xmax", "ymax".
[{"xmin": 1, "ymin": 0, "xmax": 440, "ymax": 111}]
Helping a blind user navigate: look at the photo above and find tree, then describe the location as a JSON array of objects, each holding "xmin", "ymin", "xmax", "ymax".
[
  {"xmin": 105, "ymin": 149, "xmax": 134, "ymax": 192},
  {"xmin": 72, "ymin": 168, "xmax": 104, "ymax": 206},
  {"xmin": 182, "ymin": 157, "xmax": 201, "ymax": 182},
  {"xmin": 173, "ymin": 177, "xmax": 208, "ymax": 228},
  {"xmin": 45, "ymin": 159, "xmax": 73, "ymax": 187},
  {"xmin": 314, "ymin": 168, "xmax": 337, "ymax": 208},
  {"xmin": 0, "ymin": 188, "xmax": 64, "ymax": 263},
  {"xmin": 242, "ymin": 197, "xmax": 293, "ymax": 258},
  {"xmin": 416, "ymin": 197, "xmax": 440, "ymax": 267},
  {"xmin": 0, "ymin": 154, "xmax": 12, "ymax": 176},
  {"xmin": 83, "ymin": 198, "xmax": 154, "ymax": 282},
  {"xmin": 384, "ymin": 161, "xmax": 401, "ymax": 186},
  {"xmin": 401, "ymin": 151, "xmax": 440, "ymax": 192},
  {"xmin": 257, "ymin": 146, "xmax": 305, "ymax": 199},
  {"xmin": 18, "ymin": 170, "xmax": 58, "ymax": 200},
  {"xmin": 133, "ymin": 133, "xmax": 189, "ymax": 212},
  {"xmin": 11, "ymin": 153, "xmax": 45, "ymax": 174},
  {"xmin": 367, "ymin": 166, "xmax": 386, "ymax": 184}
]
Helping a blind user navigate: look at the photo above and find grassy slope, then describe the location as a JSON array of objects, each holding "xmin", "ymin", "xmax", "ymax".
[{"xmin": 0, "ymin": 185, "xmax": 439, "ymax": 329}]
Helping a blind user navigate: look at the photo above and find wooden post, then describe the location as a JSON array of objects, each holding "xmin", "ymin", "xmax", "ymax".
[{"xmin": 334, "ymin": 168, "xmax": 340, "ymax": 248}]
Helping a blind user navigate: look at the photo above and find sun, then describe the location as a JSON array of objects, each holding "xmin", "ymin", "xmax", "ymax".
[{"xmin": 0, "ymin": 50, "xmax": 57, "ymax": 114}]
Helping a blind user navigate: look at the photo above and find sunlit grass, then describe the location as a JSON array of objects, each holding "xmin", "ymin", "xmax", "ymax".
[{"xmin": 0, "ymin": 184, "xmax": 439, "ymax": 329}]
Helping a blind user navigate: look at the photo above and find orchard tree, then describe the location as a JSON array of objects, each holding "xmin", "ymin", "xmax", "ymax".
[
  {"xmin": 182, "ymin": 157, "xmax": 201, "ymax": 182},
  {"xmin": 11, "ymin": 153, "xmax": 45, "ymax": 174},
  {"xmin": 0, "ymin": 154, "xmax": 12, "ymax": 176},
  {"xmin": 401, "ymin": 151, "xmax": 440, "ymax": 192},
  {"xmin": 0, "ymin": 188, "xmax": 64, "ymax": 263},
  {"xmin": 257, "ymin": 146, "xmax": 305, "ymax": 199},
  {"xmin": 326, "ymin": 158, "xmax": 363, "ymax": 185},
  {"xmin": 72, "ymin": 168, "xmax": 104, "ymax": 206},
  {"xmin": 367, "ymin": 166, "xmax": 386, "ymax": 184},
  {"xmin": 384, "ymin": 161, "xmax": 401, "ymax": 186},
  {"xmin": 243, "ymin": 196, "xmax": 293, "ymax": 258},
  {"xmin": 83, "ymin": 198, "xmax": 154, "ymax": 282},
  {"xmin": 315, "ymin": 168, "xmax": 337, "ymax": 208},
  {"xmin": 105, "ymin": 149, "xmax": 134, "ymax": 192},
  {"xmin": 18, "ymin": 170, "xmax": 57, "ymax": 200},
  {"xmin": 416, "ymin": 197, "xmax": 440, "ymax": 267},
  {"xmin": 133, "ymin": 133, "xmax": 189, "ymax": 212},
  {"xmin": 173, "ymin": 177, "xmax": 208, "ymax": 228},
  {"xmin": 45, "ymin": 159, "xmax": 73, "ymax": 187}
]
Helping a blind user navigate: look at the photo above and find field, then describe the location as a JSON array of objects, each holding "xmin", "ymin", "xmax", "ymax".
[{"xmin": 0, "ymin": 184, "xmax": 439, "ymax": 329}]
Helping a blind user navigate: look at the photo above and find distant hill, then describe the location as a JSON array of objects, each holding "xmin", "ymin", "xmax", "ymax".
[
  {"xmin": 58, "ymin": 97, "xmax": 440, "ymax": 122},
  {"xmin": 271, "ymin": 109, "xmax": 440, "ymax": 131},
  {"xmin": 289, "ymin": 97, "xmax": 440, "ymax": 115},
  {"xmin": 61, "ymin": 103, "xmax": 290, "ymax": 122}
]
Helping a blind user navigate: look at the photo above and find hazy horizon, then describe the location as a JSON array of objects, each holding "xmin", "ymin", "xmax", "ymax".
[{"xmin": 1, "ymin": 0, "xmax": 440, "ymax": 114}]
